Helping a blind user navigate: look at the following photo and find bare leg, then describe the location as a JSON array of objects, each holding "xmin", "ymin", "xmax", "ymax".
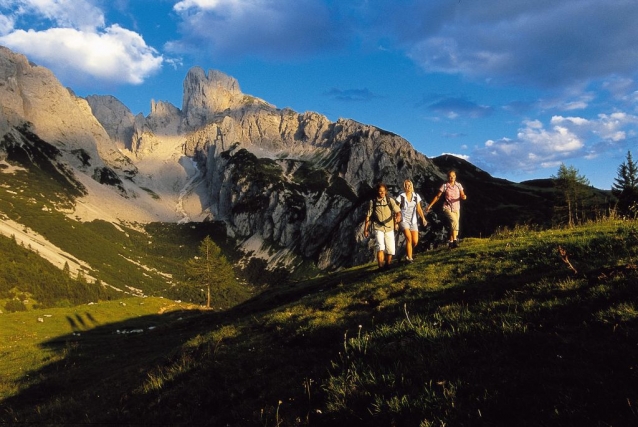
[
  {"xmin": 377, "ymin": 251, "xmax": 385, "ymax": 268},
  {"xmin": 411, "ymin": 230, "xmax": 419, "ymax": 256},
  {"xmin": 403, "ymin": 229, "xmax": 413, "ymax": 259}
]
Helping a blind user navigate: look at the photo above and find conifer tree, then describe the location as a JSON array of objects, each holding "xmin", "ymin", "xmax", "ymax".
[
  {"xmin": 612, "ymin": 151, "xmax": 638, "ymax": 217},
  {"xmin": 552, "ymin": 163, "xmax": 591, "ymax": 227},
  {"xmin": 63, "ymin": 261, "xmax": 70, "ymax": 277},
  {"xmin": 185, "ymin": 236, "xmax": 237, "ymax": 308}
]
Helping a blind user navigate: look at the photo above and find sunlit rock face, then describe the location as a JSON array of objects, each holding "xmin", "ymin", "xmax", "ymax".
[
  {"xmin": 1, "ymin": 46, "xmax": 441, "ymax": 271},
  {"xmin": 0, "ymin": 47, "xmax": 136, "ymax": 178}
]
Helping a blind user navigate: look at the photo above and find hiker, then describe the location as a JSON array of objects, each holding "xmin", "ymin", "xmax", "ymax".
[
  {"xmin": 396, "ymin": 179, "xmax": 427, "ymax": 262},
  {"xmin": 364, "ymin": 182, "xmax": 402, "ymax": 268},
  {"xmin": 426, "ymin": 170, "xmax": 467, "ymax": 249}
]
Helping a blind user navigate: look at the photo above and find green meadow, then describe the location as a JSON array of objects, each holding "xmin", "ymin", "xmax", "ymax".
[{"xmin": 2, "ymin": 218, "xmax": 637, "ymax": 426}]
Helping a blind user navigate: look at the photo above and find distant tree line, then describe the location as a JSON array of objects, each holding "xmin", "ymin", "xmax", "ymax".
[
  {"xmin": 552, "ymin": 150, "xmax": 638, "ymax": 226},
  {"xmin": 0, "ymin": 234, "xmax": 117, "ymax": 311}
]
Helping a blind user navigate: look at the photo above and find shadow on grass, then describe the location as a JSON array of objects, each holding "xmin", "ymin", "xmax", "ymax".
[
  {"xmin": 3, "ymin": 256, "xmax": 638, "ymax": 427},
  {"xmin": 0, "ymin": 265, "xmax": 383, "ymax": 426}
]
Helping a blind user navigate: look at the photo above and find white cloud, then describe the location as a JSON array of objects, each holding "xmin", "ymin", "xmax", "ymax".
[
  {"xmin": 603, "ymin": 77, "xmax": 637, "ymax": 102},
  {"xmin": 174, "ymin": 0, "xmax": 247, "ymax": 13},
  {"xmin": 441, "ymin": 152, "xmax": 470, "ymax": 161},
  {"xmin": 0, "ymin": 13, "xmax": 14, "ymax": 34},
  {"xmin": 472, "ymin": 111, "xmax": 638, "ymax": 174},
  {"xmin": 474, "ymin": 119, "xmax": 586, "ymax": 173},
  {"xmin": 3, "ymin": 0, "xmax": 104, "ymax": 31},
  {"xmin": 0, "ymin": 25, "xmax": 162, "ymax": 85},
  {"xmin": 594, "ymin": 112, "xmax": 638, "ymax": 141},
  {"xmin": 0, "ymin": 1, "xmax": 163, "ymax": 86}
]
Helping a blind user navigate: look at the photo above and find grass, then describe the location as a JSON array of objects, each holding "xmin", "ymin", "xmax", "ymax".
[
  {"xmin": 1, "ymin": 167, "xmax": 245, "ymax": 301},
  {"xmin": 1, "ymin": 218, "xmax": 638, "ymax": 426},
  {"xmin": 0, "ymin": 298, "xmax": 200, "ymax": 401}
]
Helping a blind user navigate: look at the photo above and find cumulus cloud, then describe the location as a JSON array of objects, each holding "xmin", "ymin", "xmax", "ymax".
[
  {"xmin": 0, "ymin": 0, "xmax": 162, "ymax": 86},
  {"xmin": 21, "ymin": 0, "xmax": 104, "ymax": 30},
  {"xmin": 168, "ymin": 0, "xmax": 347, "ymax": 59},
  {"xmin": 441, "ymin": 152, "xmax": 470, "ymax": 161},
  {"xmin": 473, "ymin": 112, "xmax": 638, "ymax": 174},
  {"xmin": 0, "ymin": 13, "xmax": 14, "ymax": 34}
]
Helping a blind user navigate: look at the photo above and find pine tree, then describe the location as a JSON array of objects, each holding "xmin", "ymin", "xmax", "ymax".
[
  {"xmin": 63, "ymin": 261, "xmax": 71, "ymax": 277},
  {"xmin": 552, "ymin": 164, "xmax": 591, "ymax": 227},
  {"xmin": 185, "ymin": 236, "xmax": 238, "ymax": 309},
  {"xmin": 612, "ymin": 151, "xmax": 638, "ymax": 217}
]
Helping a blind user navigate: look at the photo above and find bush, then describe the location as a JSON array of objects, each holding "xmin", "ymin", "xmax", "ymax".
[{"xmin": 4, "ymin": 299, "xmax": 27, "ymax": 312}]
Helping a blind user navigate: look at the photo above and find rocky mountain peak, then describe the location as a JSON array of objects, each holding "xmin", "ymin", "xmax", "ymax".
[
  {"xmin": 86, "ymin": 95, "xmax": 136, "ymax": 150},
  {"xmin": 183, "ymin": 67, "xmax": 238, "ymax": 128},
  {"xmin": 0, "ymin": 47, "xmax": 135, "ymax": 176}
]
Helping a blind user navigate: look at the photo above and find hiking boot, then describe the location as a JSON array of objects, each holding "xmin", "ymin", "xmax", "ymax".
[{"xmin": 451, "ymin": 240, "xmax": 459, "ymax": 249}]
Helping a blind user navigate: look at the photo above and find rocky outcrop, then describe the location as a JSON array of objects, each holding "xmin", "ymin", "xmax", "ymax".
[
  {"xmin": 0, "ymin": 46, "xmax": 136, "ymax": 179},
  {"xmin": 173, "ymin": 73, "xmax": 439, "ymax": 269},
  {"xmin": 86, "ymin": 95, "xmax": 136, "ymax": 150},
  {"xmin": 0, "ymin": 46, "xmax": 443, "ymax": 271}
]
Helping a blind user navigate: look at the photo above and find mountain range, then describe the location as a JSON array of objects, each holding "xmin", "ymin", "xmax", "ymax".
[{"xmin": 0, "ymin": 45, "xmax": 612, "ymax": 278}]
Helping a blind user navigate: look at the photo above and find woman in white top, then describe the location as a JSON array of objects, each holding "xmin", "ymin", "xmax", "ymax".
[{"xmin": 396, "ymin": 179, "xmax": 427, "ymax": 262}]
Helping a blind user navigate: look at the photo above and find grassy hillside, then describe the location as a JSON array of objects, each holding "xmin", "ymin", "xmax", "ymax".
[
  {"xmin": 0, "ymin": 163, "xmax": 254, "ymax": 306},
  {"xmin": 0, "ymin": 233, "xmax": 120, "ymax": 309},
  {"xmin": 429, "ymin": 155, "xmax": 615, "ymax": 237},
  {"xmin": 2, "ymin": 218, "xmax": 637, "ymax": 426}
]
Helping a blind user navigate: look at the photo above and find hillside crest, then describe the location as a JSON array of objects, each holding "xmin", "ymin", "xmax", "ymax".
[{"xmin": 0, "ymin": 45, "xmax": 568, "ymax": 272}]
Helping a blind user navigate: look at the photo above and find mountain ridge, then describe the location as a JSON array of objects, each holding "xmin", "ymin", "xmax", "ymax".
[{"xmin": 0, "ymin": 45, "xmax": 611, "ymax": 275}]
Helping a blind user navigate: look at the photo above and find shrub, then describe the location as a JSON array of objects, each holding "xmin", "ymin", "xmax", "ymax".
[{"xmin": 4, "ymin": 299, "xmax": 27, "ymax": 312}]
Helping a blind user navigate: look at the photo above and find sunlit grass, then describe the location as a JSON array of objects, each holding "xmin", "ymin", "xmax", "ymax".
[{"xmin": 2, "ymin": 218, "xmax": 638, "ymax": 426}]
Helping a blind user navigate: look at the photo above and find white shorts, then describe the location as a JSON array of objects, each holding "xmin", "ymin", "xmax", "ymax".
[
  {"xmin": 374, "ymin": 230, "xmax": 396, "ymax": 255},
  {"xmin": 399, "ymin": 221, "xmax": 418, "ymax": 232}
]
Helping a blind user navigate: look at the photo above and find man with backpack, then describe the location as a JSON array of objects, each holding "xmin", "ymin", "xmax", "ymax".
[{"xmin": 364, "ymin": 182, "xmax": 402, "ymax": 269}]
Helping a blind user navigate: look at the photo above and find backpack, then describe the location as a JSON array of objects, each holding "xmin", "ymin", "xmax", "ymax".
[
  {"xmin": 400, "ymin": 193, "xmax": 417, "ymax": 210},
  {"xmin": 371, "ymin": 194, "xmax": 395, "ymax": 227}
]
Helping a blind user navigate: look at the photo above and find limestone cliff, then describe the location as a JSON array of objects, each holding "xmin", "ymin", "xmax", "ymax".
[
  {"xmin": 1, "ymin": 45, "xmax": 443, "ymax": 271},
  {"xmin": 117, "ymin": 67, "xmax": 439, "ymax": 270},
  {"xmin": 0, "ymin": 46, "xmax": 136, "ymax": 179}
]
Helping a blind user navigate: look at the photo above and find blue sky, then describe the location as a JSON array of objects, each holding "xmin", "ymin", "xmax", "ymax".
[{"xmin": 1, "ymin": 0, "xmax": 637, "ymax": 189}]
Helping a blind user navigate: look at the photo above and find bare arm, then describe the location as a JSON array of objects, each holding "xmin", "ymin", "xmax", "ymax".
[
  {"xmin": 417, "ymin": 202, "xmax": 427, "ymax": 224},
  {"xmin": 426, "ymin": 191, "xmax": 442, "ymax": 212},
  {"xmin": 392, "ymin": 200, "xmax": 402, "ymax": 223}
]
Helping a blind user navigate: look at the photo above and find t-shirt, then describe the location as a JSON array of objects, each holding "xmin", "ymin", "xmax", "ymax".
[
  {"xmin": 396, "ymin": 192, "xmax": 422, "ymax": 225},
  {"xmin": 440, "ymin": 182, "xmax": 464, "ymax": 213}
]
